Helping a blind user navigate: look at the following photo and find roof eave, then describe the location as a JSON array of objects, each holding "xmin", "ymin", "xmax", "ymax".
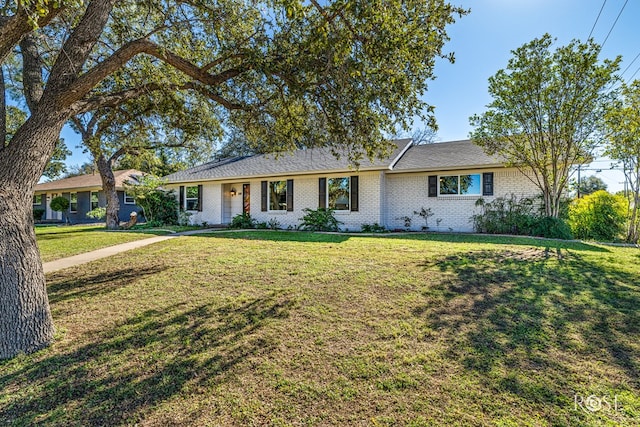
[
  {"xmin": 165, "ymin": 165, "xmax": 389, "ymax": 185},
  {"xmin": 387, "ymin": 163, "xmax": 507, "ymax": 174}
]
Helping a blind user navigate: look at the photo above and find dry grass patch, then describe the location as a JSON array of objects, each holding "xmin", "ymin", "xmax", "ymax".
[{"xmin": 1, "ymin": 231, "xmax": 638, "ymax": 426}]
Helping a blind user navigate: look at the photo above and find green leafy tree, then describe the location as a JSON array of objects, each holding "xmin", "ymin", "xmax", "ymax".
[
  {"xmin": 603, "ymin": 80, "xmax": 640, "ymax": 243},
  {"xmin": 49, "ymin": 195, "xmax": 69, "ymax": 224},
  {"xmin": 70, "ymin": 89, "xmax": 220, "ymax": 229},
  {"xmin": 571, "ymin": 175, "xmax": 608, "ymax": 197},
  {"xmin": 470, "ymin": 34, "xmax": 620, "ymax": 218},
  {"xmin": 42, "ymin": 139, "xmax": 72, "ymax": 180},
  {"xmin": 0, "ymin": 0, "xmax": 467, "ymax": 359},
  {"xmin": 568, "ymin": 190, "xmax": 627, "ymax": 241},
  {"xmin": 123, "ymin": 175, "xmax": 177, "ymax": 226}
]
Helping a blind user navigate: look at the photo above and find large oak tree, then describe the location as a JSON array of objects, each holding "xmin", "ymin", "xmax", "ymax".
[
  {"xmin": 0, "ymin": 0, "xmax": 466, "ymax": 359},
  {"xmin": 470, "ymin": 34, "xmax": 620, "ymax": 218}
]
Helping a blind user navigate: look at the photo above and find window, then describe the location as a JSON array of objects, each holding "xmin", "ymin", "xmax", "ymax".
[
  {"xmin": 269, "ymin": 181, "xmax": 287, "ymax": 211},
  {"xmin": 438, "ymin": 174, "xmax": 481, "ymax": 196},
  {"xmin": 69, "ymin": 193, "xmax": 78, "ymax": 212},
  {"xmin": 124, "ymin": 192, "xmax": 135, "ymax": 205},
  {"xmin": 33, "ymin": 194, "xmax": 42, "ymax": 205},
  {"xmin": 328, "ymin": 177, "xmax": 350, "ymax": 210},
  {"xmin": 91, "ymin": 192, "xmax": 99, "ymax": 210},
  {"xmin": 185, "ymin": 186, "xmax": 200, "ymax": 210}
]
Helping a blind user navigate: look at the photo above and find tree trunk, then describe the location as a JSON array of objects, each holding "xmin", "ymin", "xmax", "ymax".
[
  {"xmin": 0, "ymin": 109, "xmax": 65, "ymax": 359},
  {"xmin": 96, "ymin": 154, "xmax": 120, "ymax": 230}
]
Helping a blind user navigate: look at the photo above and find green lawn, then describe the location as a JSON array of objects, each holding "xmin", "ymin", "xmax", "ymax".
[
  {"xmin": 36, "ymin": 225, "xmax": 163, "ymax": 262},
  {"xmin": 3, "ymin": 232, "xmax": 639, "ymax": 426}
]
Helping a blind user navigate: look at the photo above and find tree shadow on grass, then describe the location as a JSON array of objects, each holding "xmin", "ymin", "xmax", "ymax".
[
  {"xmin": 415, "ymin": 248, "xmax": 639, "ymax": 412},
  {"xmin": 47, "ymin": 265, "xmax": 169, "ymax": 303},
  {"xmin": 0, "ymin": 293, "xmax": 294, "ymax": 426},
  {"xmin": 398, "ymin": 232, "xmax": 610, "ymax": 253}
]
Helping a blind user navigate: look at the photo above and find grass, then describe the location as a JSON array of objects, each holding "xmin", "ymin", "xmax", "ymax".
[
  {"xmin": 36, "ymin": 225, "xmax": 163, "ymax": 262},
  {"xmin": 3, "ymin": 231, "xmax": 639, "ymax": 426}
]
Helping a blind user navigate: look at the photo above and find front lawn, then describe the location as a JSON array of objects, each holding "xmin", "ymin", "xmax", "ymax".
[
  {"xmin": 3, "ymin": 232, "xmax": 638, "ymax": 426},
  {"xmin": 36, "ymin": 225, "xmax": 163, "ymax": 262}
]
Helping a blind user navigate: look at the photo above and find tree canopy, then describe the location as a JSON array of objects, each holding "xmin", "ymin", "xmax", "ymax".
[
  {"xmin": 470, "ymin": 34, "xmax": 620, "ymax": 218},
  {"xmin": 603, "ymin": 80, "xmax": 640, "ymax": 243},
  {"xmin": 0, "ymin": 0, "xmax": 467, "ymax": 359}
]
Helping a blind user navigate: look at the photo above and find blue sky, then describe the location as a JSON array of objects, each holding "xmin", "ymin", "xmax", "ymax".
[
  {"xmin": 423, "ymin": 0, "xmax": 640, "ymax": 192},
  {"xmin": 62, "ymin": 0, "xmax": 639, "ymax": 190}
]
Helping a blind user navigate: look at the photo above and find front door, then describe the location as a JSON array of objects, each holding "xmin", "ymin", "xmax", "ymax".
[{"xmin": 242, "ymin": 184, "xmax": 250, "ymax": 214}]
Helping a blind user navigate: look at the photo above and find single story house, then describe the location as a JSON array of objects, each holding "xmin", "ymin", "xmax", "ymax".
[
  {"xmin": 33, "ymin": 169, "xmax": 144, "ymax": 223},
  {"xmin": 163, "ymin": 139, "xmax": 539, "ymax": 232}
]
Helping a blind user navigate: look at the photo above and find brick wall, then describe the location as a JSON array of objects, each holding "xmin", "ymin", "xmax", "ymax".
[
  {"xmin": 384, "ymin": 168, "xmax": 539, "ymax": 232},
  {"xmin": 167, "ymin": 167, "xmax": 539, "ymax": 231},
  {"xmin": 247, "ymin": 171, "xmax": 383, "ymax": 230}
]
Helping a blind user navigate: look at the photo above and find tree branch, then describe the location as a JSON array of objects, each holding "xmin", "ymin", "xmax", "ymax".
[
  {"xmin": 0, "ymin": 3, "xmax": 63, "ymax": 62},
  {"xmin": 72, "ymin": 80, "xmax": 247, "ymax": 114},
  {"xmin": 19, "ymin": 33, "xmax": 44, "ymax": 113},
  {"xmin": 65, "ymin": 38, "xmax": 251, "ymax": 108}
]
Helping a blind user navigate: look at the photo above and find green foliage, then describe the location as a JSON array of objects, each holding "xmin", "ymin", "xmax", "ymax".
[
  {"xmin": 42, "ymin": 139, "xmax": 71, "ymax": 180},
  {"xmin": 123, "ymin": 176, "xmax": 178, "ymax": 226},
  {"xmin": 531, "ymin": 217, "xmax": 573, "ymax": 240},
  {"xmin": 603, "ymin": 80, "xmax": 640, "ymax": 243},
  {"xmin": 33, "ymin": 208, "xmax": 45, "ymax": 222},
  {"xmin": 472, "ymin": 195, "xmax": 537, "ymax": 235},
  {"xmin": 229, "ymin": 213, "xmax": 256, "ymax": 229},
  {"xmin": 361, "ymin": 223, "xmax": 387, "ymax": 233},
  {"xmin": 472, "ymin": 195, "xmax": 573, "ymax": 239},
  {"xmin": 470, "ymin": 34, "xmax": 620, "ymax": 217},
  {"xmin": 571, "ymin": 175, "xmax": 607, "ymax": 197},
  {"xmin": 568, "ymin": 191, "xmax": 628, "ymax": 241},
  {"xmin": 299, "ymin": 208, "xmax": 342, "ymax": 232},
  {"xmin": 86, "ymin": 207, "xmax": 106, "ymax": 220},
  {"xmin": 50, "ymin": 196, "xmax": 69, "ymax": 212}
]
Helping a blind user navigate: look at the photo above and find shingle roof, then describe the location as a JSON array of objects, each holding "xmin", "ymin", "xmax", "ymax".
[
  {"xmin": 35, "ymin": 169, "xmax": 144, "ymax": 192},
  {"xmin": 391, "ymin": 140, "xmax": 504, "ymax": 172},
  {"xmin": 164, "ymin": 139, "xmax": 413, "ymax": 183}
]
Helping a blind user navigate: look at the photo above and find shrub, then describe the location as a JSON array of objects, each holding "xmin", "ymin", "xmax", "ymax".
[
  {"xmin": 50, "ymin": 196, "xmax": 70, "ymax": 223},
  {"xmin": 50, "ymin": 196, "xmax": 69, "ymax": 212},
  {"xmin": 229, "ymin": 213, "xmax": 256, "ymax": 229},
  {"xmin": 33, "ymin": 208, "xmax": 45, "ymax": 222},
  {"xmin": 472, "ymin": 195, "xmax": 537, "ymax": 235},
  {"xmin": 413, "ymin": 207, "xmax": 434, "ymax": 230},
  {"xmin": 86, "ymin": 207, "xmax": 106, "ymax": 220},
  {"xmin": 124, "ymin": 175, "xmax": 178, "ymax": 225},
  {"xmin": 531, "ymin": 216, "xmax": 573, "ymax": 240},
  {"xmin": 267, "ymin": 218, "xmax": 280, "ymax": 230},
  {"xmin": 299, "ymin": 208, "xmax": 342, "ymax": 231},
  {"xmin": 361, "ymin": 223, "xmax": 387, "ymax": 233},
  {"xmin": 568, "ymin": 190, "xmax": 628, "ymax": 241}
]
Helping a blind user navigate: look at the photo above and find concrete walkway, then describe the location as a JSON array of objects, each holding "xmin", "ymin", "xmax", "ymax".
[{"xmin": 43, "ymin": 228, "xmax": 220, "ymax": 273}]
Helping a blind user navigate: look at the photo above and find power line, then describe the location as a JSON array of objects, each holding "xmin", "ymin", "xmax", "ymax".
[
  {"xmin": 588, "ymin": 0, "xmax": 608, "ymax": 40},
  {"xmin": 620, "ymin": 51, "xmax": 640, "ymax": 79},
  {"xmin": 601, "ymin": 0, "xmax": 629, "ymax": 48},
  {"xmin": 627, "ymin": 63, "xmax": 640, "ymax": 83}
]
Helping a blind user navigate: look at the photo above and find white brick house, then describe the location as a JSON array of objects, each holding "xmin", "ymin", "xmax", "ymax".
[{"xmin": 163, "ymin": 139, "xmax": 540, "ymax": 232}]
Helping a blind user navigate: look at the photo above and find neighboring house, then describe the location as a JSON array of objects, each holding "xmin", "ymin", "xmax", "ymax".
[
  {"xmin": 163, "ymin": 140, "xmax": 539, "ymax": 232},
  {"xmin": 33, "ymin": 169, "xmax": 144, "ymax": 223}
]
